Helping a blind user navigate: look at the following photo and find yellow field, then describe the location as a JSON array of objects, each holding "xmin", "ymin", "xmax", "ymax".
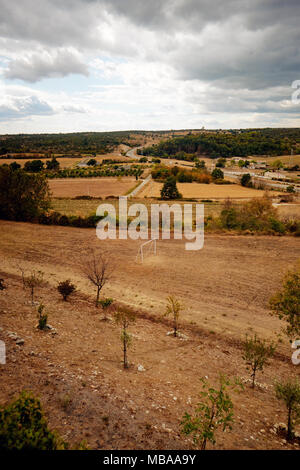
[
  {"xmin": 139, "ymin": 181, "xmax": 281, "ymax": 199},
  {"xmin": 0, "ymin": 157, "xmax": 81, "ymax": 169}
]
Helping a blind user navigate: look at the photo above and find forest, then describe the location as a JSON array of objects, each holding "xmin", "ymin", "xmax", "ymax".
[{"xmin": 141, "ymin": 128, "xmax": 300, "ymax": 160}]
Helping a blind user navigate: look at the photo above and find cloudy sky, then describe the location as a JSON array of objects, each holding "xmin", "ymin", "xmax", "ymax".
[{"xmin": 0, "ymin": 0, "xmax": 300, "ymax": 133}]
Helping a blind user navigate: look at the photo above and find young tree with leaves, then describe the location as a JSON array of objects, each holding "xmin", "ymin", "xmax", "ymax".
[
  {"xmin": 270, "ymin": 263, "xmax": 300, "ymax": 340},
  {"xmin": 242, "ymin": 334, "xmax": 276, "ymax": 388},
  {"xmin": 37, "ymin": 303, "xmax": 48, "ymax": 330},
  {"xmin": 181, "ymin": 375, "xmax": 242, "ymax": 450},
  {"xmin": 163, "ymin": 296, "xmax": 183, "ymax": 337},
  {"xmin": 114, "ymin": 308, "xmax": 136, "ymax": 369},
  {"xmin": 275, "ymin": 378, "xmax": 300, "ymax": 441}
]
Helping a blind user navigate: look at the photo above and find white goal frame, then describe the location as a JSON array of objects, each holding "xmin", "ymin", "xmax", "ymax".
[{"xmin": 136, "ymin": 239, "xmax": 157, "ymax": 263}]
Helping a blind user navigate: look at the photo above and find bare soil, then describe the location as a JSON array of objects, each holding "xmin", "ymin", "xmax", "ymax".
[
  {"xmin": 48, "ymin": 177, "xmax": 137, "ymax": 198},
  {"xmin": 0, "ymin": 220, "xmax": 299, "ymax": 450}
]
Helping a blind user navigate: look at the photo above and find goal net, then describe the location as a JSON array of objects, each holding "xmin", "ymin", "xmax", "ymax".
[{"xmin": 136, "ymin": 239, "xmax": 157, "ymax": 263}]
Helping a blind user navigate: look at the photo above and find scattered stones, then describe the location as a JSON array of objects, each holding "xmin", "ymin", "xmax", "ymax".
[{"xmin": 166, "ymin": 331, "xmax": 188, "ymax": 340}]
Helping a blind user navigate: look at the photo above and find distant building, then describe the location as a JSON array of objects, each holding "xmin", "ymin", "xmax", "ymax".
[{"xmin": 250, "ymin": 161, "xmax": 267, "ymax": 169}]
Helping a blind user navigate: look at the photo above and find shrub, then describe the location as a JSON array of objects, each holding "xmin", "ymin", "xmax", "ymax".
[
  {"xmin": 241, "ymin": 173, "xmax": 252, "ymax": 187},
  {"xmin": 57, "ymin": 280, "xmax": 76, "ymax": 301},
  {"xmin": 211, "ymin": 168, "xmax": 224, "ymax": 180},
  {"xmin": 0, "ymin": 390, "xmax": 64, "ymax": 450},
  {"xmin": 98, "ymin": 297, "xmax": 113, "ymax": 320}
]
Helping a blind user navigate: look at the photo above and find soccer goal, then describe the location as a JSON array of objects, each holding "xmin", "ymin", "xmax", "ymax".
[{"xmin": 136, "ymin": 239, "xmax": 157, "ymax": 263}]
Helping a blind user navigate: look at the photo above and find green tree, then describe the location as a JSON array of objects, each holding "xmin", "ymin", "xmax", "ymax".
[
  {"xmin": 181, "ymin": 375, "xmax": 242, "ymax": 450},
  {"xmin": 114, "ymin": 308, "xmax": 136, "ymax": 369},
  {"xmin": 0, "ymin": 391, "xmax": 65, "ymax": 450},
  {"xmin": 24, "ymin": 159, "xmax": 44, "ymax": 172},
  {"xmin": 87, "ymin": 158, "xmax": 97, "ymax": 166},
  {"xmin": 46, "ymin": 157, "xmax": 60, "ymax": 170},
  {"xmin": 242, "ymin": 334, "xmax": 276, "ymax": 388},
  {"xmin": 241, "ymin": 173, "xmax": 252, "ymax": 187},
  {"xmin": 9, "ymin": 161, "xmax": 21, "ymax": 171},
  {"xmin": 275, "ymin": 378, "xmax": 300, "ymax": 440},
  {"xmin": 211, "ymin": 168, "xmax": 224, "ymax": 180},
  {"xmin": 269, "ymin": 263, "xmax": 300, "ymax": 339},
  {"xmin": 0, "ymin": 166, "xmax": 50, "ymax": 221},
  {"xmin": 160, "ymin": 177, "xmax": 182, "ymax": 200}
]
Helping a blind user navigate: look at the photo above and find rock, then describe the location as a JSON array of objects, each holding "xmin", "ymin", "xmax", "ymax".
[
  {"xmin": 16, "ymin": 338, "xmax": 24, "ymax": 346},
  {"xmin": 137, "ymin": 364, "xmax": 145, "ymax": 372}
]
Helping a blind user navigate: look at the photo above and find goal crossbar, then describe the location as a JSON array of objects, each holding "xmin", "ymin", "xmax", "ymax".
[{"xmin": 136, "ymin": 239, "xmax": 157, "ymax": 263}]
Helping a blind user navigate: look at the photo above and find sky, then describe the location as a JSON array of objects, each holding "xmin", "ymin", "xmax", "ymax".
[{"xmin": 0, "ymin": 0, "xmax": 300, "ymax": 133}]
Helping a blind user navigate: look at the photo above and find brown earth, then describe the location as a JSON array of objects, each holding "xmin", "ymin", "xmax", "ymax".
[
  {"xmin": 48, "ymin": 177, "xmax": 137, "ymax": 198},
  {"xmin": 0, "ymin": 220, "xmax": 300, "ymax": 450}
]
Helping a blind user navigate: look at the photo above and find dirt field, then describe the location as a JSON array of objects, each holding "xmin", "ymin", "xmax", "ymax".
[
  {"xmin": 0, "ymin": 221, "xmax": 300, "ymax": 450},
  {"xmin": 139, "ymin": 181, "xmax": 279, "ymax": 199},
  {"xmin": 48, "ymin": 177, "xmax": 137, "ymax": 198}
]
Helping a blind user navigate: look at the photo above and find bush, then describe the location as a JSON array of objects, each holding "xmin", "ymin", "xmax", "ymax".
[
  {"xmin": 0, "ymin": 390, "xmax": 64, "ymax": 450},
  {"xmin": 211, "ymin": 168, "xmax": 224, "ymax": 180},
  {"xmin": 57, "ymin": 280, "xmax": 76, "ymax": 301},
  {"xmin": 241, "ymin": 173, "xmax": 252, "ymax": 187}
]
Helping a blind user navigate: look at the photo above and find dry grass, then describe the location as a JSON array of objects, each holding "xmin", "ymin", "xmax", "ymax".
[{"xmin": 139, "ymin": 181, "xmax": 278, "ymax": 199}]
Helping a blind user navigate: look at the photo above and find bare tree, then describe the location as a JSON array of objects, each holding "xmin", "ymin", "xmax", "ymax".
[
  {"xmin": 82, "ymin": 249, "xmax": 113, "ymax": 307},
  {"xmin": 23, "ymin": 270, "xmax": 44, "ymax": 305}
]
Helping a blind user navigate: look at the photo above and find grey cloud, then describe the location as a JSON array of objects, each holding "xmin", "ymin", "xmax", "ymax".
[
  {"xmin": 4, "ymin": 49, "xmax": 89, "ymax": 82},
  {"xmin": 0, "ymin": 95, "xmax": 54, "ymax": 120}
]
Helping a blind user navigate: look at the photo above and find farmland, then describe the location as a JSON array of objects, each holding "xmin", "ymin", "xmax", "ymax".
[
  {"xmin": 0, "ymin": 221, "xmax": 300, "ymax": 449},
  {"xmin": 49, "ymin": 177, "xmax": 137, "ymax": 198},
  {"xmin": 139, "ymin": 181, "xmax": 280, "ymax": 199}
]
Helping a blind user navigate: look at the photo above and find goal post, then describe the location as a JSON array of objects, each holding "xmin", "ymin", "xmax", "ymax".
[{"xmin": 136, "ymin": 239, "xmax": 157, "ymax": 263}]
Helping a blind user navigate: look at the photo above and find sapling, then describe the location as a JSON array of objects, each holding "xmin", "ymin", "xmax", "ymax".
[{"xmin": 114, "ymin": 308, "xmax": 136, "ymax": 369}]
